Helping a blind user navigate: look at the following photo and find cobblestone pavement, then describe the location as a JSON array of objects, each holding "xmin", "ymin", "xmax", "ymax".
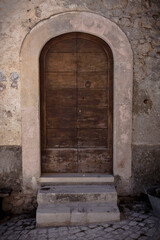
[{"xmin": 0, "ymin": 200, "xmax": 160, "ymax": 240}]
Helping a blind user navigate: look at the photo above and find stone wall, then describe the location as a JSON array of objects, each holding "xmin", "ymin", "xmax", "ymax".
[{"xmin": 0, "ymin": 0, "xmax": 160, "ymax": 213}]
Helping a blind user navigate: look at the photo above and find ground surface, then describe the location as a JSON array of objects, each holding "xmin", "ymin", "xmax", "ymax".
[{"xmin": 0, "ymin": 199, "xmax": 160, "ymax": 240}]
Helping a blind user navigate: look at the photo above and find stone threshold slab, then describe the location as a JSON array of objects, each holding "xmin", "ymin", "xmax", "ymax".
[{"xmin": 39, "ymin": 173, "xmax": 114, "ymax": 184}]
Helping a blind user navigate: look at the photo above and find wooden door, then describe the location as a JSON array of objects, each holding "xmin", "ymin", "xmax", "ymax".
[{"xmin": 40, "ymin": 33, "xmax": 113, "ymax": 173}]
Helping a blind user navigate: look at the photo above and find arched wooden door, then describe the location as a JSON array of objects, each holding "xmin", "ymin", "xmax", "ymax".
[{"xmin": 40, "ymin": 32, "xmax": 113, "ymax": 173}]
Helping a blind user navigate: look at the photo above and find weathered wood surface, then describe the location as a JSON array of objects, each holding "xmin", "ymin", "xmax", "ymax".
[
  {"xmin": 42, "ymin": 149, "xmax": 78, "ymax": 173},
  {"xmin": 46, "ymin": 107, "xmax": 76, "ymax": 129},
  {"xmin": 77, "ymin": 129, "xmax": 108, "ymax": 147},
  {"xmin": 40, "ymin": 33, "xmax": 113, "ymax": 173},
  {"xmin": 78, "ymin": 89, "xmax": 107, "ymax": 106},
  {"xmin": 78, "ymin": 149, "xmax": 112, "ymax": 173},
  {"xmin": 77, "ymin": 107, "xmax": 108, "ymax": 129},
  {"xmin": 47, "ymin": 129, "xmax": 77, "ymax": 148},
  {"xmin": 77, "ymin": 73, "xmax": 108, "ymax": 89}
]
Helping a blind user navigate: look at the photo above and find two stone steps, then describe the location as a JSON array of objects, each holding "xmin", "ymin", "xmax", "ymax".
[{"xmin": 36, "ymin": 181, "xmax": 120, "ymax": 227}]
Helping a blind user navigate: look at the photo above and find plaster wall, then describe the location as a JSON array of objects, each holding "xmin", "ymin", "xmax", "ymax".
[{"xmin": 0, "ymin": 0, "xmax": 160, "ymax": 213}]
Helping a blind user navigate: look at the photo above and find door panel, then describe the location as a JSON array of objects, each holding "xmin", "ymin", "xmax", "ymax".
[
  {"xmin": 78, "ymin": 73, "xmax": 108, "ymax": 89},
  {"xmin": 46, "ymin": 73, "xmax": 76, "ymax": 89},
  {"xmin": 47, "ymin": 89, "xmax": 76, "ymax": 107},
  {"xmin": 49, "ymin": 38, "xmax": 76, "ymax": 53},
  {"xmin": 78, "ymin": 89, "xmax": 107, "ymax": 106},
  {"xmin": 77, "ymin": 38, "xmax": 103, "ymax": 53},
  {"xmin": 77, "ymin": 128, "xmax": 108, "ymax": 147},
  {"xmin": 42, "ymin": 149, "xmax": 78, "ymax": 173},
  {"xmin": 46, "ymin": 53, "xmax": 76, "ymax": 72},
  {"xmin": 77, "ymin": 107, "xmax": 108, "ymax": 129},
  {"xmin": 77, "ymin": 149, "xmax": 112, "ymax": 173},
  {"xmin": 46, "ymin": 107, "xmax": 76, "ymax": 129},
  {"xmin": 46, "ymin": 128, "xmax": 77, "ymax": 148},
  {"xmin": 40, "ymin": 32, "xmax": 113, "ymax": 173},
  {"xmin": 77, "ymin": 52, "xmax": 108, "ymax": 72}
]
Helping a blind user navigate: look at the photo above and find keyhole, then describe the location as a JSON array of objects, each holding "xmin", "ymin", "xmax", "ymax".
[{"xmin": 85, "ymin": 81, "xmax": 91, "ymax": 88}]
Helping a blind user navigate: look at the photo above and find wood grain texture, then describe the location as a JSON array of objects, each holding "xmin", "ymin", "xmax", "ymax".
[
  {"xmin": 77, "ymin": 52, "xmax": 107, "ymax": 72},
  {"xmin": 47, "ymin": 129, "xmax": 77, "ymax": 148},
  {"xmin": 40, "ymin": 32, "xmax": 113, "ymax": 173},
  {"xmin": 77, "ymin": 128, "xmax": 108, "ymax": 147},
  {"xmin": 78, "ymin": 149, "xmax": 112, "ymax": 173},
  {"xmin": 77, "ymin": 73, "xmax": 108, "ymax": 89},
  {"xmin": 47, "ymin": 89, "xmax": 76, "ymax": 107},
  {"xmin": 46, "ymin": 53, "xmax": 76, "ymax": 72},
  {"xmin": 42, "ymin": 149, "xmax": 77, "ymax": 173},
  {"xmin": 46, "ymin": 106, "xmax": 76, "ymax": 129},
  {"xmin": 46, "ymin": 73, "xmax": 76, "ymax": 89},
  {"xmin": 49, "ymin": 38, "xmax": 76, "ymax": 53},
  {"xmin": 77, "ymin": 38, "xmax": 103, "ymax": 53},
  {"xmin": 77, "ymin": 107, "xmax": 108, "ymax": 129},
  {"xmin": 78, "ymin": 89, "xmax": 107, "ymax": 106}
]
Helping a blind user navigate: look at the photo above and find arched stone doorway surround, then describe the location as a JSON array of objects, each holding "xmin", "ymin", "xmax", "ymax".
[{"xmin": 20, "ymin": 11, "xmax": 133, "ymax": 191}]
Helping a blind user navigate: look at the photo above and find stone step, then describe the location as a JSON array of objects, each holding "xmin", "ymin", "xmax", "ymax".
[
  {"xmin": 40, "ymin": 173, "xmax": 114, "ymax": 185},
  {"xmin": 37, "ymin": 184, "xmax": 117, "ymax": 204},
  {"xmin": 36, "ymin": 202, "xmax": 120, "ymax": 227}
]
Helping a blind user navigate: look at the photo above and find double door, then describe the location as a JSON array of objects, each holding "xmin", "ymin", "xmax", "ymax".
[{"xmin": 40, "ymin": 33, "xmax": 113, "ymax": 173}]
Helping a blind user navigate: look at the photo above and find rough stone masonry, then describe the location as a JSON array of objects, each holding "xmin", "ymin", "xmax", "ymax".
[{"xmin": 0, "ymin": 0, "xmax": 160, "ymax": 213}]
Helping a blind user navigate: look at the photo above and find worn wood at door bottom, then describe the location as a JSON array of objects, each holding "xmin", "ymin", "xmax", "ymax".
[{"xmin": 41, "ymin": 149, "xmax": 112, "ymax": 173}]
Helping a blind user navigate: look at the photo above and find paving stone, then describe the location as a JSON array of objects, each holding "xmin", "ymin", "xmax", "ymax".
[
  {"xmin": 75, "ymin": 231, "xmax": 86, "ymax": 237},
  {"xmin": 0, "ymin": 202, "xmax": 160, "ymax": 240},
  {"xmin": 138, "ymin": 236, "xmax": 148, "ymax": 240},
  {"xmin": 104, "ymin": 227, "xmax": 113, "ymax": 232},
  {"xmin": 25, "ymin": 225, "xmax": 35, "ymax": 230},
  {"xmin": 130, "ymin": 233, "xmax": 141, "ymax": 239},
  {"xmin": 48, "ymin": 228, "xmax": 58, "ymax": 233},
  {"xmin": 121, "ymin": 225, "xmax": 130, "ymax": 230},
  {"xmin": 146, "ymin": 228, "xmax": 155, "ymax": 237},
  {"xmin": 0, "ymin": 226, "xmax": 7, "ymax": 235},
  {"xmin": 141, "ymin": 226, "xmax": 149, "ymax": 233},
  {"xmin": 138, "ymin": 222, "xmax": 146, "ymax": 227},
  {"xmin": 88, "ymin": 224, "xmax": 97, "ymax": 229},
  {"xmin": 69, "ymin": 228, "xmax": 81, "ymax": 234},
  {"xmin": 67, "ymin": 235, "xmax": 77, "ymax": 240},
  {"xmin": 80, "ymin": 226, "xmax": 88, "ymax": 231},
  {"xmin": 96, "ymin": 237, "xmax": 105, "ymax": 240},
  {"xmin": 129, "ymin": 221, "xmax": 137, "ymax": 226},
  {"xmin": 84, "ymin": 229, "xmax": 93, "ymax": 234}
]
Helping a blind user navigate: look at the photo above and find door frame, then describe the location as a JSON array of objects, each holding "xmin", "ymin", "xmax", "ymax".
[{"xmin": 20, "ymin": 11, "xmax": 133, "ymax": 193}]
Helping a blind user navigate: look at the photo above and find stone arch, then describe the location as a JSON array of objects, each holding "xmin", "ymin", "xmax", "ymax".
[{"xmin": 20, "ymin": 11, "xmax": 133, "ymax": 190}]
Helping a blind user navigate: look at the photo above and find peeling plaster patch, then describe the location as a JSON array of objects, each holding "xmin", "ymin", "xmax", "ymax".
[
  {"xmin": 10, "ymin": 72, "xmax": 19, "ymax": 89},
  {"xmin": 132, "ymin": 144, "xmax": 160, "ymax": 194},
  {"xmin": 5, "ymin": 110, "xmax": 12, "ymax": 118},
  {"xmin": 133, "ymin": 84, "xmax": 153, "ymax": 115},
  {"xmin": 121, "ymin": 133, "xmax": 129, "ymax": 143},
  {"xmin": 0, "ymin": 146, "xmax": 22, "ymax": 190},
  {"xmin": 0, "ymin": 70, "xmax": 6, "ymax": 91},
  {"xmin": 0, "ymin": 83, "xmax": 6, "ymax": 92},
  {"xmin": 0, "ymin": 70, "xmax": 6, "ymax": 82},
  {"xmin": 119, "ymin": 105, "xmax": 130, "ymax": 123},
  {"xmin": 35, "ymin": 6, "xmax": 42, "ymax": 18}
]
